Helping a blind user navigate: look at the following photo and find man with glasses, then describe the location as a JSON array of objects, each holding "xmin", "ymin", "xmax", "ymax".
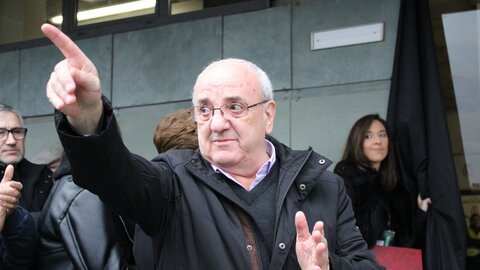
[
  {"xmin": 0, "ymin": 104, "xmax": 54, "ymax": 215},
  {"xmin": 41, "ymin": 23, "xmax": 383, "ymax": 270}
]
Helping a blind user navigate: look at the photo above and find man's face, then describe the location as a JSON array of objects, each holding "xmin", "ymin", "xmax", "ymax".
[
  {"xmin": 193, "ymin": 61, "xmax": 276, "ymax": 172},
  {"xmin": 0, "ymin": 112, "xmax": 25, "ymax": 165}
]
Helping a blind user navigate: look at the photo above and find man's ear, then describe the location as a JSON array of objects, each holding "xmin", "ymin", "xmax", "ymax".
[{"xmin": 264, "ymin": 100, "xmax": 276, "ymax": 135}]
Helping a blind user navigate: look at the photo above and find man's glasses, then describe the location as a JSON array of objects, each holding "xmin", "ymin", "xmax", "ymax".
[
  {"xmin": 0, "ymin": 128, "xmax": 28, "ymax": 140},
  {"xmin": 191, "ymin": 100, "xmax": 268, "ymax": 122}
]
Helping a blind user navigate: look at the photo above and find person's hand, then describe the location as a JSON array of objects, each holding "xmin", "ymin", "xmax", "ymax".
[
  {"xmin": 295, "ymin": 211, "xmax": 329, "ymax": 270},
  {"xmin": 0, "ymin": 165, "xmax": 24, "ymax": 232},
  {"xmin": 417, "ymin": 193, "xmax": 432, "ymax": 212},
  {"xmin": 41, "ymin": 23, "xmax": 103, "ymax": 135},
  {"xmin": 0, "ymin": 165, "xmax": 23, "ymax": 210}
]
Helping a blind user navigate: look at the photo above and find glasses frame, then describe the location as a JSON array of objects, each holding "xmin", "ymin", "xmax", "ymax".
[
  {"xmin": 0, "ymin": 127, "xmax": 28, "ymax": 141},
  {"xmin": 191, "ymin": 100, "xmax": 269, "ymax": 122}
]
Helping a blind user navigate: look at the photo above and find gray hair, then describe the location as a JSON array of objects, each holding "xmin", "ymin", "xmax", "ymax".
[
  {"xmin": 0, "ymin": 104, "xmax": 24, "ymax": 127},
  {"xmin": 192, "ymin": 58, "xmax": 274, "ymax": 103},
  {"xmin": 32, "ymin": 142, "xmax": 64, "ymax": 166}
]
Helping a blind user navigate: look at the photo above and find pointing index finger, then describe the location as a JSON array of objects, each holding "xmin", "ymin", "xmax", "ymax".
[{"xmin": 41, "ymin": 23, "xmax": 88, "ymax": 69}]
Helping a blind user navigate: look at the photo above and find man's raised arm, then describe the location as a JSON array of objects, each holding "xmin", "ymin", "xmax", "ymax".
[{"xmin": 41, "ymin": 23, "xmax": 103, "ymax": 135}]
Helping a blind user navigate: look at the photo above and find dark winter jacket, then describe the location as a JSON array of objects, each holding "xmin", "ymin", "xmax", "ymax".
[
  {"xmin": 55, "ymin": 101, "xmax": 383, "ymax": 270},
  {"xmin": 37, "ymin": 158, "xmax": 133, "ymax": 270},
  {"xmin": 0, "ymin": 206, "xmax": 39, "ymax": 270},
  {"xmin": 334, "ymin": 161, "xmax": 426, "ymax": 249},
  {"xmin": 0, "ymin": 159, "xmax": 53, "ymax": 215}
]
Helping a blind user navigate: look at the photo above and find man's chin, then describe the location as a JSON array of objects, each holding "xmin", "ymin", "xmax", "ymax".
[
  {"xmin": 210, "ymin": 154, "xmax": 239, "ymax": 168},
  {"xmin": 0, "ymin": 156, "xmax": 22, "ymax": 165}
]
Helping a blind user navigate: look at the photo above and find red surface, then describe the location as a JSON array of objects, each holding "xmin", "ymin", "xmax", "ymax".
[{"xmin": 372, "ymin": 246, "xmax": 423, "ymax": 270}]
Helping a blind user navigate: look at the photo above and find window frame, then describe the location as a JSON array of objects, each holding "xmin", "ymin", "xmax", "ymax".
[{"xmin": 0, "ymin": 0, "xmax": 269, "ymax": 53}]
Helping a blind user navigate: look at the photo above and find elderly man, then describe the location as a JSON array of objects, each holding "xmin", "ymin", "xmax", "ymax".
[
  {"xmin": 0, "ymin": 104, "xmax": 53, "ymax": 214},
  {"xmin": 41, "ymin": 23, "xmax": 383, "ymax": 270}
]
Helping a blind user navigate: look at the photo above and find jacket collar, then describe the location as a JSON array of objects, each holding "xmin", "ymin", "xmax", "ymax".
[
  {"xmin": 185, "ymin": 150, "xmax": 248, "ymax": 208},
  {"xmin": 53, "ymin": 156, "xmax": 70, "ymax": 180},
  {"xmin": 185, "ymin": 136, "xmax": 332, "ymax": 205},
  {"xmin": 267, "ymin": 135, "xmax": 332, "ymax": 199},
  {"xmin": 1, "ymin": 158, "xmax": 39, "ymax": 178}
]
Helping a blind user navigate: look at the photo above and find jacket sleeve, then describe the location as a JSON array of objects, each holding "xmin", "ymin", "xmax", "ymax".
[
  {"xmin": 54, "ymin": 98, "xmax": 176, "ymax": 237},
  {"xmin": 0, "ymin": 206, "xmax": 39, "ymax": 269}
]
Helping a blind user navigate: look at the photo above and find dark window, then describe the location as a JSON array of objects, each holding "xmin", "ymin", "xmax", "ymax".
[
  {"xmin": 0, "ymin": 0, "xmax": 62, "ymax": 45},
  {"xmin": 0, "ymin": 0, "xmax": 269, "ymax": 52}
]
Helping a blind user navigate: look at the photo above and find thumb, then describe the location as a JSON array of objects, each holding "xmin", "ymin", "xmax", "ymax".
[
  {"xmin": 71, "ymin": 66, "xmax": 100, "ymax": 91},
  {"xmin": 1, "ymin": 165, "xmax": 14, "ymax": 184}
]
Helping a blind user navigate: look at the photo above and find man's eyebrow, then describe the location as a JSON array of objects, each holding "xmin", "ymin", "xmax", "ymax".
[
  {"xmin": 224, "ymin": 96, "xmax": 244, "ymax": 103},
  {"xmin": 196, "ymin": 96, "xmax": 245, "ymax": 104}
]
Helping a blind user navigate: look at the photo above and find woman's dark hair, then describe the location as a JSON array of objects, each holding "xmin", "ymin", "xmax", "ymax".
[{"xmin": 341, "ymin": 114, "xmax": 397, "ymax": 191}]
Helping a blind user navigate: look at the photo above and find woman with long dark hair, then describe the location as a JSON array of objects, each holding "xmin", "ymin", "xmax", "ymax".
[{"xmin": 334, "ymin": 114, "xmax": 431, "ymax": 248}]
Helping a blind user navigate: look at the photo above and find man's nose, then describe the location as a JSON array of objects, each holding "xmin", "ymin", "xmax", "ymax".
[
  {"xmin": 5, "ymin": 132, "xmax": 17, "ymax": 144},
  {"xmin": 210, "ymin": 109, "xmax": 228, "ymax": 131}
]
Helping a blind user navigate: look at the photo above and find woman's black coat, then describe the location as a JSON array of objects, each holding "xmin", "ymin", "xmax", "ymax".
[{"xmin": 334, "ymin": 161, "xmax": 426, "ymax": 249}]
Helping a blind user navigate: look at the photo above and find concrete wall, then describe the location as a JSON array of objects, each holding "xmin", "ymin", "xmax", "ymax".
[{"xmin": 0, "ymin": 0, "xmax": 400, "ymax": 168}]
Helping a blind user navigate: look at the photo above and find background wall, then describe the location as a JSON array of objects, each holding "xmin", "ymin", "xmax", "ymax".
[{"xmin": 0, "ymin": 0, "xmax": 399, "ymax": 169}]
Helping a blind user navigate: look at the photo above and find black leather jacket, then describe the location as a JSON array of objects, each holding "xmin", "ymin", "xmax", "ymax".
[{"xmin": 37, "ymin": 159, "xmax": 132, "ymax": 270}]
